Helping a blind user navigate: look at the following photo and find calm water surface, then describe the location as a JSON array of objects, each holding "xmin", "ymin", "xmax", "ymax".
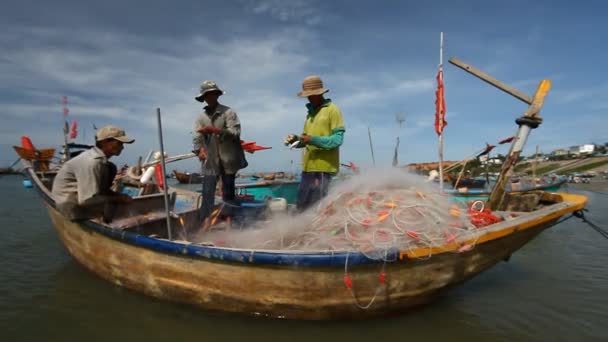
[{"xmin": 1, "ymin": 175, "xmax": 607, "ymax": 341}]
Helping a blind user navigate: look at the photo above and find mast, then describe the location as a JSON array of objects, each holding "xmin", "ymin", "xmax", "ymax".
[
  {"xmin": 61, "ymin": 96, "xmax": 70, "ymax": 162},
  {"xmin": 448, "ymin": 57, "xmax": 551, "ymax": 210},
  {"xmin": 393, "ymin": 112, "xmax": 405, "ymax": 167},
  {"xmin": 368, "ymin": 126, "xmax": 376, "ymax": 167}
]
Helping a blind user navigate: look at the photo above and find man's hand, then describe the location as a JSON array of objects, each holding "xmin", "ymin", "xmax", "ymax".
[
  {"xmin": 284, "ymin": 134, "xmax": 298, "ymax": 146},
  {"xmin": 198, "ymin": 147, "xmax": 208, "ymax": 161},
  {"xmin": 300, "ymin": 135, "xmax": 311, "ymax": 144},
  {"xmin": 197, "ymin": 126, "xmax": 221, "ymax": 134}
]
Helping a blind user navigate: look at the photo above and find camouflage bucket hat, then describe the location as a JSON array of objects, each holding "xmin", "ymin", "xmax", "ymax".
[{"xmin": 195, "ymin": 80, "xmax": 225, "ymax": 102}]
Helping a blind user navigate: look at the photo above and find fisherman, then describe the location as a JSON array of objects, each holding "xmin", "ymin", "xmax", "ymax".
[
  {"xmin": 284, "ymin": 75, "xmax": 346, "ymax": 211},
  {"xmin": 193, "ymin": 80, "xmax": 248, "ymax": 232},
  {"xmin": 52, "ymin": 125, "xmax": 134, "ymax": 221}
]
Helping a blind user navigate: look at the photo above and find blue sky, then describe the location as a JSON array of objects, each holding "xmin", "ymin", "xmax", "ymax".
[{"xmin": 1, "ymin": 0, "xmax": 606, "ymax": 172}]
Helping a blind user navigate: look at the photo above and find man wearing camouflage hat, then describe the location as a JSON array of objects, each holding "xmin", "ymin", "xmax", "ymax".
[
  {"xmin": 193, "ymin": 80, "xmax": 248, "ymax": 231},
  {"xmin": 52, "ymin": 125, "xmax": 134, "ymax": 221}
]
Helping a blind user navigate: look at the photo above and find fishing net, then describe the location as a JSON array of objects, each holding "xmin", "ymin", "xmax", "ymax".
[{"xmin": 194, "ymin": 169, "xmax": 504, "ymax": 261}]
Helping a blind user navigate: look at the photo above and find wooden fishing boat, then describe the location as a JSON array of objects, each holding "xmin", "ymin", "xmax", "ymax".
[
  {"xmin": 13, "ymin": 146, "xmax": 55, "ymax": 171},
  {"xmin": 20, "ymin": 55, "xmax": 587, "ymax": 320},
  {"xmin": 22, "ymin": 160, "xmax": 587, "ymax": 320},
  {"xmin": 172, "ymin": 170, "xmax": 203, "ymax": 184},
  {"xmin": 448, "ymin": 178, "xmax": 568, "ymax": 202}
]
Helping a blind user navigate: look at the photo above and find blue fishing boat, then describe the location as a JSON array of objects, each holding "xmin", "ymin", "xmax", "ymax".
[{"xmin": 236, "ymin": 179, "xmax": 300, "ymax": 204}]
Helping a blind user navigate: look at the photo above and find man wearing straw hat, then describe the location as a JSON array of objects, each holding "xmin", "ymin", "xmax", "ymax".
[
  {"xmin": 52, "ymin": 125, "xmax": 135, "ymax": 221},
  {"xmin": 193, "ymin": 80, "xmax": 248, "ymax": 232},
  {"xmin": 284, "ymin": 75, "xmax": 345, "ymax": 211}
]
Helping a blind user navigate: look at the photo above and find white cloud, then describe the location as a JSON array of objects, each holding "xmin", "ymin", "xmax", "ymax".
[{"xmin": 241, "ymin": 0, "xmax": 324, "ymax": 24}]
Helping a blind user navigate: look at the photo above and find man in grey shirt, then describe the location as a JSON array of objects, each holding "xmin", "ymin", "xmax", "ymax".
[
  {"xmin": 193, "ymin": 80, "xmax": 248, "ymax": 232},
  {"xmin": 52, "ymin": 125, "xmax": 134, "ymax": 221}
]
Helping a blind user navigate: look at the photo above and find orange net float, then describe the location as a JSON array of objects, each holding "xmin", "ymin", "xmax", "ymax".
[{"xmin": 468, "ymin": 209, "xmax": 502, "ymax": 228}]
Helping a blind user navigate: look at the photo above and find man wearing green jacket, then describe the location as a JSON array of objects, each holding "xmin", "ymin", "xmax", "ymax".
[{"xmin": 285, "ymin": 75, "xmax": 345, "ymax": 211}]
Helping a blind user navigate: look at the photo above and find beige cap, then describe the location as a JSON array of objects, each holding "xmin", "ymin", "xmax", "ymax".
[
  {"xmin": 95, "ymin": 125, "xmax": 135, "ymax": 143},
  {"xmin": 297, "ymin": 75, "xmax": 329, "ymax": 97}
]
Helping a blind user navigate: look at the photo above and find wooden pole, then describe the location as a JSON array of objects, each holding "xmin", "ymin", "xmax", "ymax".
[
  {"xmin": 368, "ymin": 126, "xmax": 376, "ymax": 166},
  {"xmin": 487, "ymin": 80, "xmax": 551, "ymax": 210},
  {"xmin": 532, "ymin": 144, "xmax": 539, "ymax": 184},
  {"xmin": 453, "ymin": 159, "xmax": 468, "ymax": 189},
  {"xmin": 448, "ymin": 57, "xmax": 533, "ymax": 105}
]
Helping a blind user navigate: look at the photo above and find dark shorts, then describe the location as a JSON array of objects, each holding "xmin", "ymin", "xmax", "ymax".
[{"xmin": 296, "ymin": 171, "xmax": 333, "ymax": 212}]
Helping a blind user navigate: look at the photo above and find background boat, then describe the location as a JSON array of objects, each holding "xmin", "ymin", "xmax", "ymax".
[
  {"xmin": 235, "ymin": 179, "xmax": 300, "ymax": 204},
  {"xmin": 447, "ymin": 177, "xmax": 567, "ymax": 202},
  {"xmin": 172, "ymin": 170, "xmax": 204, "ymax": 184}
]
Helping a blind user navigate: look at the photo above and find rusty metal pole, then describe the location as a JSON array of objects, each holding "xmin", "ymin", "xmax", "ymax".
[{"xmin": 156, "ymin": 108, "xmax": 173, "ymax": 240}]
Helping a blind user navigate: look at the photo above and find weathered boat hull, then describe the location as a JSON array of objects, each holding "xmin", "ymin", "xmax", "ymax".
[
  {"xmin": 27, "ymin": 163, "xmax": 587, "ymax": 320},
  {"xmin": 47, "ymin": 204, "xmax": 558, "ymax": 319}
]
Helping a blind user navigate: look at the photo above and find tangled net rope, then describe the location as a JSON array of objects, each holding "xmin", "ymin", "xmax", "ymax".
[{"xmin": 208, "ymin": 188, "xmax": 504, "ymax": 261}]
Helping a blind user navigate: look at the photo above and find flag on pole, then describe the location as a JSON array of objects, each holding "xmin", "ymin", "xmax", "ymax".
[
  {"xmin": 476, "ymin": 143, "xmax": 496, "ymax": 158},
  {"xmin": 434, "ymin": 69, "xmax": 447, "ymax": 135},
  {"xmin": 498, "ymin": 136, "xmax": 515, "ymax": 144},
  {"xmin": 70, "ymin": 119, "xmax": 78, "ymax": 139}
]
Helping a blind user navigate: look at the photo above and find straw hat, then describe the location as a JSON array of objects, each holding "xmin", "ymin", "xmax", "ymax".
[
  {"xmin": 95, "ymin": 125, "xmax": 135, "ymax": 143},
  {"xmin": 195, "ymin": 80, "xmax": 225, "ymax": 102},
  {"xmin": 297, "ymin": 75, "xmax": 329, "ymax": 97}
]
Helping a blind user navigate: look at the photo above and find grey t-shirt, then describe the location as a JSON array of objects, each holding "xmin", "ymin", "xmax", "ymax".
[{"xmin": 51, "ymin": 147, "xmax": 112, "ymax": 219}]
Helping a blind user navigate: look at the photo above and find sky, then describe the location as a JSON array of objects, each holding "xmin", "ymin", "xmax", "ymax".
[{"xmin": 1, "ymin": 0, "xmax": 607, "ymax": 172}]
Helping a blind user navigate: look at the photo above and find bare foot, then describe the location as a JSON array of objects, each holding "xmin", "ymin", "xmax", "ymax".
[
  {"xmin": 199, "ymin": 218, "xmax": 211, "ymax": 233},
  {"xmin": 225, "ymin": 216, "xmax": 232, "ymax": 231}
]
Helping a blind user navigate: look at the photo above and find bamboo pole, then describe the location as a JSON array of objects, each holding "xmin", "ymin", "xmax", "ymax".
[
  {"xmin": 448, "ymin": 57, "xmax": 533, "ymax": 105},
  {"xmin": 532, "ymin": 145, "xmax": 539, "ymax": 184},
  {"xmin": 453, "ymin": 159, "xmax": 468, "ymax": 189},
  {"xmin": 368, "ymin": 126, "xmax": 376, "ymax": 167}
]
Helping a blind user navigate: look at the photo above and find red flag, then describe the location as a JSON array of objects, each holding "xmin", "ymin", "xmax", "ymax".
[
  {"xmin": 434, "ymin": 69, "xmax": 447, "ymax": 136},
  {"xmin": 498, "ymin": 136, "xmax": 514, "ymax": 144},
  {"xmin": 476, "ymin": 144, "xmax": 496, "ymax": 158},
  {"xmin": 240, "ymin": 140, "xmax": 271, "ymax": 154},
  {"xmin": 70, "ymin": 119, "xmax": 78, "ymax": 139}
]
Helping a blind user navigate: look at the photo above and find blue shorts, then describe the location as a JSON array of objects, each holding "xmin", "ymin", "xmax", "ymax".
[{"xmin": 296, "ymin": 172, "xmax": 333, "ymax": 212}]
